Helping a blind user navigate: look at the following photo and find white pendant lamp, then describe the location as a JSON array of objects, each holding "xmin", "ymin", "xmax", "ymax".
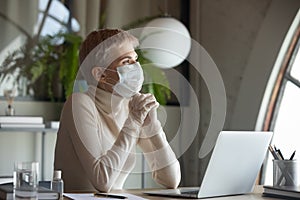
[{"xmin": 139, "ymin": 16, "xmax": 191, "ymax": 69}]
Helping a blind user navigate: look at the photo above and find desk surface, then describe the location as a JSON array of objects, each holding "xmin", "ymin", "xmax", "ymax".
[
  {"xmin": 64, "ymin": 186, "xmax": 278, "ymax": 200},
  {"xmin": 119, "ymin": 186, "xmax": 276, "ymax": 200}
]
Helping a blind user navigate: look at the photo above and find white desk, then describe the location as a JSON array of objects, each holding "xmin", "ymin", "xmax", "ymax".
[
  {"xmin": 63, "ymin": 186, "xmax": 280, "ymax": 200},
  {"xmin": 128, "ymin": 186, "xmax": 278, "ymax": 199}
]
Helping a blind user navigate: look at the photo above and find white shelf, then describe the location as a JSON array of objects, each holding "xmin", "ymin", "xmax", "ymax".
[{"xmin": 0, "ymin": 127, "xmax": 57, "ymax": 133}]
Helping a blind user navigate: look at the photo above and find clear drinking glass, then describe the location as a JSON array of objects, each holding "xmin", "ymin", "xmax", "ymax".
[{"xmin": 13, "ymin": 162, "xmax": 39, "ymax": 200}]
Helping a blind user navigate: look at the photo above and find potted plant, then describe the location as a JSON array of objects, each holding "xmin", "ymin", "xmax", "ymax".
[{"xmin": 0, "ymin": 32, "xmax": 82, "ymax": 101}]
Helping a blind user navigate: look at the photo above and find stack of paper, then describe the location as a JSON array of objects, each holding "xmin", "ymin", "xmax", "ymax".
[
  {"xmin": 0, "ymin": 116, "xmax": 45, "ymax": 129},
  {"xmin": 64, "ymin": 193, "xmax": 147, "ymax": 200}
]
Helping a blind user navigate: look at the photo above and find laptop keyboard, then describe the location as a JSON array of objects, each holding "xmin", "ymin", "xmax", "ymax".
[{"xmin": 181, "ymin": 190, "xmax": 199, "ymax": 195}]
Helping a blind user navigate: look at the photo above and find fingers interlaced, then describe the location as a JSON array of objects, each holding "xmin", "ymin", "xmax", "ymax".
[{"xmin": 131, "ymin": 93, "xmax": 157, "ymax": 111}]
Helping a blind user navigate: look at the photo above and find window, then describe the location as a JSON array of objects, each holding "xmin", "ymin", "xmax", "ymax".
[
  {"xmin": 261, "ymin": 11, "xmax": 300, "ymax": 185},
  {"xmin": 36, "ymin": 0, "xmax": 79, "ymax": 37},
  {"xmin": 0, "ymin": 0, "xmax": 79, "ymax": 97}
]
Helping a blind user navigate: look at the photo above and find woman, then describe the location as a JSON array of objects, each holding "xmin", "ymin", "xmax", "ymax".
[{"xmin": 54, "ymin": 29, "xmax": 181, "ymax": 192}]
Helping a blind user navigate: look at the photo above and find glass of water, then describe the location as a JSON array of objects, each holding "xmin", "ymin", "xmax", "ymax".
[{"xmin": 13, "ymin": 162, "xmax": 39, "ymax": 200}]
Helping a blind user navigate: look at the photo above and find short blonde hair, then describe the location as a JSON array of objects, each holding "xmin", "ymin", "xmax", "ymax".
[{"xmin": 78, "ymin": 29, "xmax": 139, "ymax": 85}]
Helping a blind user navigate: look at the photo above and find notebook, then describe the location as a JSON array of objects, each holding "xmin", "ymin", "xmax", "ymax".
[{"xmin": 145, "ymin": 131, "xmax": 273, "ymax": 199}]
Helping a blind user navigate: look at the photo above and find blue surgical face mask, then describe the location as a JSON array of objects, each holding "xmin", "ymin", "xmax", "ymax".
[{"xmin": 113, "ymin": 62, "xmax": 144, "ymax": 98}]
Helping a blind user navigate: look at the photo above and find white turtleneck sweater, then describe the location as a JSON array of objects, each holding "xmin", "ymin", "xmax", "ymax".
[{"xmin": 54, "ymin": 86, "xmax": 181, "ymax": 192}]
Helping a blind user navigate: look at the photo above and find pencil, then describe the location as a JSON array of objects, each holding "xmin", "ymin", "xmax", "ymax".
[
  {"xmin": 268, "ymin": 145, "xmax": 279, "ymax": 160},
  {"xmin": 289, "ymin": 150, "xmax": 296, "ymax": 160},
  {"xmin": 94, "ymin": 192, "xmax": 128, "ymax": 199}
]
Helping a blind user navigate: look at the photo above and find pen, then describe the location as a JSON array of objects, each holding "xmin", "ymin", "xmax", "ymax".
[
  {"xmin": 289, "ymin": 150, "xmax": 296, "ymax": 160},
  {"xmin": 94, "ymin": 192, "xmax": 128, "ymax": 199},
  {"xmin": 268, "ymin": 145, "xmax": 279, "ymax": 160},
  {"xmin": 274, "ymin": 145, "xmax": 284, "ymax": 160}
]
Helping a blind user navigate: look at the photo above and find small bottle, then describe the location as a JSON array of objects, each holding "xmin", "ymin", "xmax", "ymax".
[
  {"xmin": 5, "ymin": 104, "xmax": 15, "ymax": 116},
  {"xmin": 51, "ymin": 170, "xmax": 64, "ymax": 199}
]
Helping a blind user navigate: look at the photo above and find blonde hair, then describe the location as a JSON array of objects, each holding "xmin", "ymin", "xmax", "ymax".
[{"xmin": 79, "ymin": 29, "xmax": 139, "ymax": 85}]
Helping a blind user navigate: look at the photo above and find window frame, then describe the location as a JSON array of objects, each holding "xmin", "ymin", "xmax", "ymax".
[{"xmin": 263, "ymin": 27, "xmax": 300, "ymax": 132}]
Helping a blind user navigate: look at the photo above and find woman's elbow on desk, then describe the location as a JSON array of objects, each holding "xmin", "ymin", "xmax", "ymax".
[
  {"xmin": 167, "ymin": 162, "xmax": 181, "ymax": 188},
  {"xmin": 89, "ymin": 164, "xmax": 115, "ymax": 193},
  {"xmin": 153, "ymin": 161, "xmax": 181, "ymax": 189},
  {"xmin": 92, "ymin": 179, "xmax": 113, "ymax": 193},
  {"xmin": 155, "ymin": 173, "xmax": 181, "ymax": 189}
]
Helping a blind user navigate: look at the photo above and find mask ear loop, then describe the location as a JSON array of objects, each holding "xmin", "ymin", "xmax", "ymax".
[
  {"xmin": 104, "ymin": 77, "xmax": 119, "ymax": 88},
  {"xmin": 99, "ymin": 76, "xmax": 119, "ymax": 96},
  {"xmin": 102, "ymin": 67, "xmax": 120, "ymax": 85},
  {"xmin": 99, "ymin": 77, "xmax": 107, "ymax": 91},
  {"xmin": 91, "ymin": 66, "xmax": 120, "ymax": 95},
  {"xmin": 106, "ymin": 76, "xmax": 126, "ymax": 97}
]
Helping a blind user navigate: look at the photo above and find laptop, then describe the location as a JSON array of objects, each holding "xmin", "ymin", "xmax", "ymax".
[{"xmin": 144, "ymin": 131, "xmax": 273, "ymax": 199}]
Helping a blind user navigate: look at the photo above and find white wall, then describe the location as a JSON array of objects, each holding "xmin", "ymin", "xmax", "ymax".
[
  {"xmin": 183, "ymin": 0, "xmax": 300, "ymax": 185},
  {"xmin": 189, "ymin": 0, "xmax": 300, "ymax": 132},
  {"xmin": 195, "ymin": 0, "xmax": 271, "ymax": 130},
  {"xmin": 231, "ymin": 0, "xmax": 300, "ymax": 130}
]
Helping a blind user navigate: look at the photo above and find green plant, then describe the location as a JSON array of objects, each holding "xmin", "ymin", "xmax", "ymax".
[{"xmin": 0, "ymin": 32, "xmax": 82, "ymax": 101}]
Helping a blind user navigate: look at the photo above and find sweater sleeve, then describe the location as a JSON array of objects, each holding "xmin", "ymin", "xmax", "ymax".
[
  {"xmin": 62, "ymin": 94, "xmax": 139, "ymax": 192},
  {"xmin": 138, "ymin": 128, "xmax": 181, "ymax": 188}
]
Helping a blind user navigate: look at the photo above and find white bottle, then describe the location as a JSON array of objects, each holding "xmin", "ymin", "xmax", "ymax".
[{"xmin": 51, "ymin": 170, "xmax": 64, "ymax": 199}]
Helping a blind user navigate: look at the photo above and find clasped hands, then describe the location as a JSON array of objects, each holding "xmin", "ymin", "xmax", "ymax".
[{"xmin": 127, "ymin": 93, "xmax": 162, "ymax": 138}]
